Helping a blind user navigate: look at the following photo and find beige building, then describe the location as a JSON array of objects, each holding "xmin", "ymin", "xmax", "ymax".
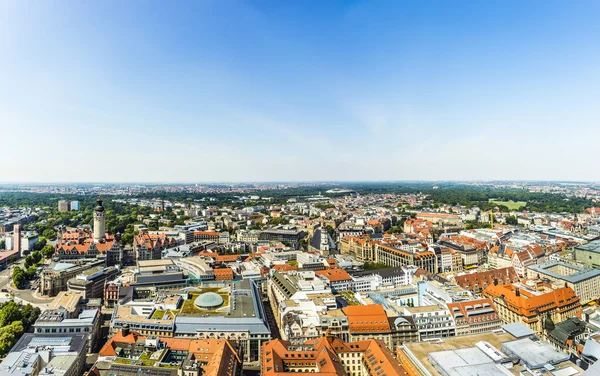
[
  {"xmin": 527, "ymin": 260, "xmax": 600, "ymax": 304},
  {"xmin": 41, "ymin": 259, "xmax": 105, "ymax": 297},
  {"xmin": 483, "ymin": 281, "xmax": 581, "ymax": 333}
]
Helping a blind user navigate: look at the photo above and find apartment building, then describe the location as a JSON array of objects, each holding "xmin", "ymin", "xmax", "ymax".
[
  {"xmin": 261, "ymin": 337, "xmax": 407, "ymax": 376},
  {"xmin": 483, "ymin": 281, "xmax": 581, "ymax": 334},
  {"xmin": 375, "ymin": 244, "xmax": 437, "ymax": 274},
  {"xmin": 447, "ymin": 298, "xmax": 502, "ymax": 336},
  {"xmin": 402, "ymin": 305, "xmax": 456, "ymax": 340},
  {"xmin": 528, "ymin": 260, "xmax": 600, "ymax": 304}
]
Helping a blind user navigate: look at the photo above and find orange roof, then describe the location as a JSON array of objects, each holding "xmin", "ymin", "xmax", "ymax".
[
  {"xmin": 261, "ymin": 337, "xmax": 406, "ymax": 376},
  {"xmin": 194, "ymin": 231, "xmax": 220, "ymax": 236},
  {"xmin": 483, "ymin": 284, "xmax": 581, "ymax": 318},
  {"xmin": 214, "ymin": 255, "xmax": 240, "ymax": 263},
  {"xmin": 214, "ymin": 267, "xmax": 234, "ymax": 280},
  {"xmin": 273, "ymin": 264, "xmax": 297, "ymax": 272},
  {"xmin": 342, "ymin": 304, "xmax": 391, "ymax": 333},
  {"xmin": 447, "ymin": 298, "xmax": 500, "ymax": 325},
  {"xmin": 99, "ymin": 330, "xmax": 146, "ymax": 357},
  {"xmin": 315, "ymin": 268, "xmax": 352, "ymax": 282},
  {"xmin": 454, "ymin": 267, "xmax": 519, "ymax": 292}
]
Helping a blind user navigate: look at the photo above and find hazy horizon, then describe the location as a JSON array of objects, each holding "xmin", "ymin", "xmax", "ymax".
[
  {"xmin": 0, "ymin": 180, "xmax": 597, "ymax": 185},
  {"xmin": 2, "ymin": 1, "xmax": 600, "ymax": 182}
]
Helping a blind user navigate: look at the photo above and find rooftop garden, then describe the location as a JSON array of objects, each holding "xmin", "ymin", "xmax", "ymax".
[{"xmin": 180, "ymin": 287, "xmax": 230, "ymax": 315}]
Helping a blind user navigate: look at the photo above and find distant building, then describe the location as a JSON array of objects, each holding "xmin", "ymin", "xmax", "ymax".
[
  {"xmin": 13, "ymin": 224, "xmax": 21, "ymax": 257},
  {"xmin": 308, "ymin": 227, "xmax": 336, "ymax": 256},
  {"xmin": 133, "ymin": 232, "xmax": 178, "ymax": 261},
  {"xmin": 259, "ymin": 226, "xmax": 306, "ymax": 247},
  {"xmin": 575, "ymin": 240, "xmax": 600, "ymax": 268},
  {"xmin": 70, "ymin": 201, "xmax": 80, "ymax": 211},
  {"xmin": 21, "ymin": 232, "xmax": 38, "ymax": 253},
  {"xmin": 374, "ymin": 244, "xmax": 437, "ymax": 274},
  {"xmin": 58, "ymin": 200, "xmax": 69, "ymax": 212},
  {"xmin": 193, "ymin": 230, "xmax": 220, "ymax": 243},
  {"xmin": 93, "ymin": 198, "xmax": 106, "ymax": 243}
]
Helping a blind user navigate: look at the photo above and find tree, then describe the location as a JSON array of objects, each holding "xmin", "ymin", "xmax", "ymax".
[
  {"xmin": 0, "ymin": 301, "xmax": 21, "ymax": 327},
  {"xmin": 288, "ymin": 260, "xmax": 298, "ymax": 267},
  {"xmin": 33, "ymin": 237, "xmax": 47, "ymax": 251},
  {"xmin": 20, "ymin": 304, "xmax": 41, "ymax": 327},
  {"xmin": 0, "ymin": 240, "xmax": 4, "ymax": 250},
  {"xmin": 506, "ymin": 216, "xmax": 519, "ymax": 226},
  {"xmin": 31, "ymin": 251, "xmax": 42, "ymax": 264},
  {"xmin": 0, "ymin": 321, "xmax": 23, "ymax": 356},
  {"xmin": 24, "ymin": 255, "xmax": 34, "ymax": 268},
  {"xmin": 42, "ymin": 245, "xmax": 55, "ymax": 259},
  {"xmin": 121, "ymin": 232, "xmax": 133, "ymax": 245},
  {"xmin": 12, "ymin": 268, "xmax": 27, "ymax": 289},
  {"xmin": 363, "ymin": 262, "xmax": 389, "ymax": 270},
  {"xmin": 42, "ymin": 228, "xmax": 57, "ymax": 240}
]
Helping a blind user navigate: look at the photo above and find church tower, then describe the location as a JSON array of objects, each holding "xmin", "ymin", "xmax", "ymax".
[{"xmin": 93, "ymin": 197, "xmax": 106, "ymax": 243}]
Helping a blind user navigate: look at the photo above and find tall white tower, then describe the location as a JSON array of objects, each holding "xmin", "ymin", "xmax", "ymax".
[
  {"xmin": 93, "ymin": 198, "xmax": 106, "ymax": 243},
  {"xmin": 320, "ymin": 226, "xmax": 329, "ymax": 252}
]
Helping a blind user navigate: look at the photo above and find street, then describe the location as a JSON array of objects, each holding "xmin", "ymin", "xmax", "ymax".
[{"xmin": 0, "ymin": 263, "xmax": 54, "ymax": 309}]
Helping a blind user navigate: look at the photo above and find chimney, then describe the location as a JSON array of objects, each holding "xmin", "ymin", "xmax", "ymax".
[{"xmin": 121, "ymin": 323, "xmax": 130, "ymax": 337}]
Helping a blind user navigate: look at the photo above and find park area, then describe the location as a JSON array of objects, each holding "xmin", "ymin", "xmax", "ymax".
[{"xmin": 488, "ymin": 199, "xmax": 526, "ymax": 210}]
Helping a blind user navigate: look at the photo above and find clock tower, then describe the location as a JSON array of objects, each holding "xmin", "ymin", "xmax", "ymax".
[{"xmin": 93, "ymin": 197, "xmax": 106, "ymax": 243}]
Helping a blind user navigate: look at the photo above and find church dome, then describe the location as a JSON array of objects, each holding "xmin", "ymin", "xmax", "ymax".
[{"xmin": 194, "ymin": 292, "xmax": 224, "ymax": 309}]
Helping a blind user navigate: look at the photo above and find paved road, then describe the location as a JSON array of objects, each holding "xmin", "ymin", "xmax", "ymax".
[{"xmin": 0, "ymin": 263, "xmax": 54, "ymax": 308}]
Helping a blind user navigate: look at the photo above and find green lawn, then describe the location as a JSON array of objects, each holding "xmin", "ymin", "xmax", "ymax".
[{"xmin": 488, "ymin": 199, "xmax": 526, "ymax": 210}]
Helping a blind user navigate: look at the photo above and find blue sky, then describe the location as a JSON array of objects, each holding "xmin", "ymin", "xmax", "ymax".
[{"xmin": 1, "ymin": 0, "xmax": 600, "ymax": 182}]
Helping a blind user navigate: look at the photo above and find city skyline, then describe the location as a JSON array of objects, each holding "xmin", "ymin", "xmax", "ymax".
[{"xmin": 2, "ymin": 1, "xmax": 600, "ymax": 182}]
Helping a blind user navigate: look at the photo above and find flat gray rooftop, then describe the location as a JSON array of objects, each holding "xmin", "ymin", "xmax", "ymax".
[{"xmin": 502, "ymin": 338, "xmax": 569, "ymax": 369}]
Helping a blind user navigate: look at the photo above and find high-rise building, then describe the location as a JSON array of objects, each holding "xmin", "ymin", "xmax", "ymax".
[
  {"xmin": 70, "ymin": 201, "xmax": 80, "ymax": 211},
  {"xmin": 58, "ymin": 200, "xmax": 69, "ymax": 212},
  {"xmin": 93, "ymin": 198, "xmax": 106, "ymax": 243},
  {"xmin": 13, "ymin": 224, "xmax": 21, "ymax": 258}
]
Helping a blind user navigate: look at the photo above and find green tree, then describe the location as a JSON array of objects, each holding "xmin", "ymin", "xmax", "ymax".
[
  {"xmin": 0, "ymin": 321, "xmax": 24, "ymax": 356},
  {"xmin": 288, "ymin": 260, "xmax": 299, "ymax": 267},
  {"xmin": 42, "ymin": 228, "xmax": 57, "ymax": 240},
  {"xmin": 20, "ymin": 304, "xmax": 41, "ymax": 327},
  {"xmin": 121, "ymin": 232, "xmax": 134, "ymax": 245},
  {"xmin": 31, "ymin": 251, "xmax": 42, "ymax": 264},
  {"xmin": 12, "ymin": 268, "xmax": 26, "ymax": 289},
  {"xmin": 42, "ymin": 245, "xmax": 55, "ymax": 259},
  {"xmin": 24, "ymin": 255, "xmax": 33, "ymax": 268},
  {"xmin": 0, "ymin": 301, "xmax": 21, "ymax": 327},
  {"xmin": 33, "ymin": 237, "xmax": 47, "ymax": 251},
  {"xmin": 505, "ymin": 216, "xmax": 519, "ymax": 226}
]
